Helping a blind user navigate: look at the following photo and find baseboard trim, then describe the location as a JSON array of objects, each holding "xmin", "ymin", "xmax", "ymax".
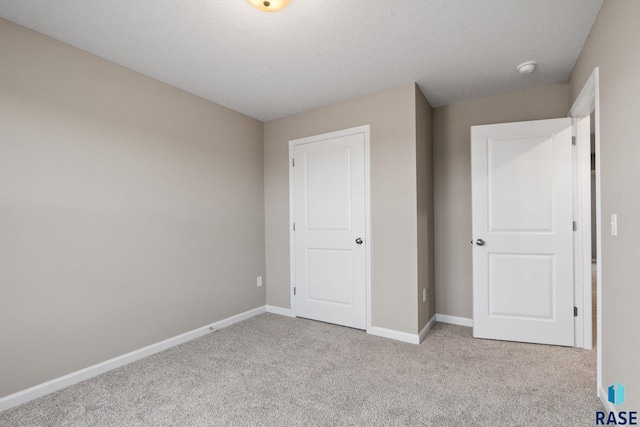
[
  {"xmin": 211, "ymin": 306, "xmax": 266, "ymax": 329},
  {"xmin": 368, "ymin": 326, "xmax": 420, "ymax": 345},
  {"xmin": 266, "ymin": 305, "xmax": 295, "ymax": 318},
  {"xmin": 598, "ymin": 385, "xmax": 616, "ymax": 414},
  {"xmin": 0, "ymin": 305, "xmax": 266, "ymax": 412},
  {"xmin": 418, "ymin": 315, "xmax": 437, "ymax": 343},
  {"xmin": 435, "ymin": 314, "xmax": 474, "ymax": 328}
]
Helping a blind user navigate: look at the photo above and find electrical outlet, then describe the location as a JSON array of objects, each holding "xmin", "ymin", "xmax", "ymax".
[
  {"xmin": 423, "ymin": 288, "xmax": 427, "ymax": 303},
  {"xmin": 257, "ymin": 276, "xmax": 263, "ymax": 287}
]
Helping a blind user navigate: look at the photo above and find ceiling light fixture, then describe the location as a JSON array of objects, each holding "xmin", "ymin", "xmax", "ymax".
[
  {"xmin": 517, "ymin": 61, "xmax": 537, "ymax": 74},
  {"xmin": 248, "ymin": 0, "xmax": 291, "ymax": 12}
]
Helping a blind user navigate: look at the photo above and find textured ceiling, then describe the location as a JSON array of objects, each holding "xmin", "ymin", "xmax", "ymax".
[{"xmin": 0, "ymin": 0, "xmax": 602, "ymax": 121}]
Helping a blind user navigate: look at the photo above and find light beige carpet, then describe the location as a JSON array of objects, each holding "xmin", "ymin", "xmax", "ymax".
[{"xmin": 0, "ymin": 313, "xmax": 602, "ymax": 426}]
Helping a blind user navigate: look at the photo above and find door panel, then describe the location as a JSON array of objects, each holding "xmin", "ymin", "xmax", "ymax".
[
  {"xmin": 488, "ymin": 253, "xmax": 554, "ymax": 319},
  {"xmin": 305, "ymin": 148, "xmax": 352, "ymax": 231},
  {"xmin": 488, "ymin": 136, "xmax": 554, "ymax": 232},
  {"xmin": 292, "ymin": 130, "xmax": 367, "ymax": 330},
  {"xmin": 472, "ymin": 118, "xmax": 574, "ymax": 346},
  {"xmin": 306, "ymin": 249, "xmax": 352, "ymax": 305}
]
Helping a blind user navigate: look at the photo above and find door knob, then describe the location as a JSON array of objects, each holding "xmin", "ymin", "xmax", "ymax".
[
  {"xmin": 355, "ymin": 238, "xmax": 363, "ymax": 245},
  {"xmin": 475, "ymin": 239, "xmax": 485, "ymax": 246}
]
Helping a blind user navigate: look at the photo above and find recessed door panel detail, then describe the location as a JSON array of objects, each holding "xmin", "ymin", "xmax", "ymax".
[
  {"xmin": 488, "ymin": 136, "xmax": 554, "ymax": 232},
  {"xmin": 488, "ymin": 254, "xmax": 554, "ymax": 320},
  {"xmin": 306, "ymin": 249, "xmax": 352, "ymax": 305},
  {"xmin": 305, "ymin": 148, "xmax": 351, "ymax": 231}
]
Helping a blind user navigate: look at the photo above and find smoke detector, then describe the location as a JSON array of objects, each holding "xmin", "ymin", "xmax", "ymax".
[{"xmin": 517, "ymin": 61, "xmax": 537, "ymax": 74}]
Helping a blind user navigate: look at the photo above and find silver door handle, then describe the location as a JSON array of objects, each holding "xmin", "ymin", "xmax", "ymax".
[
  {"xmin": 355, "ymin": 238, "xmax": 363, "ymax": 245},
  {"xmin": 475, "ymin": 239, "xmax": 485, "ymax": 246}
]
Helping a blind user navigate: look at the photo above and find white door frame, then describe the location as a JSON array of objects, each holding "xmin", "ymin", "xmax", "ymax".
[
  {"xmin": 571, "ymin": 115, "xmax": 592, "ymax": 350},
  {"xmin": 288, "ymin": 125, "xmax": 372, "ymax": 333},
  {"xmin": 569, "ymin": 68, "xmax": 601, "ymax": 390}
]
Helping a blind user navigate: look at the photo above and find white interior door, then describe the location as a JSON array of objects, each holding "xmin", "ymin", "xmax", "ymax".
[
  {"xmin": 291, "ymin": 127, "xmax": 368, "ymax": 330},
  {"xmin": 471, "ymin": 118, "xmax": 574, "ymax": 346}
]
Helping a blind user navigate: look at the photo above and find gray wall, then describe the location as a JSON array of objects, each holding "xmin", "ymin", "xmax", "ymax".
[
  {"xmin": 0, "ymin": 19, "xmax": 265, "ymax": 398},
  {"xmin": 415, "ymin": 86, "xmax": 436, "ymax": 330},
  {"xmin": 264, "ymin": 83, "xmax": 425, "ymax": 334},
  {"xmin": 569, "ymin": 0, "xmax": 640, "ymax": 409},
  {"xmin": 432, "ymin": 83, "xmax": 569, "ymax": 319}
]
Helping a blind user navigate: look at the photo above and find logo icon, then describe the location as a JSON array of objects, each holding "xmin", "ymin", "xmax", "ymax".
[
  {"xmin": 608, "ymin": 382, "xmax": 626, "ymax": 407},
  {"xmin": 597, "ymin": 382, "xmax": 636, "ymax": 425}
]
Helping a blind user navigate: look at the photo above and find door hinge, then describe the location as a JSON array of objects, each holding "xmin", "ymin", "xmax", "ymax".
[
  {"xmin": 292, "ymin": 158, "xmax": 295, "ymax": 167},
  {"xmin": 573, "ymin": 221, "xmax": 577, "ymax": 231},
  {"xmin": 572, "ymin": 136, "xmax": 576, "ymax": 146},
  {"xmin": 574, "ymin": 306, "xmax": 578, "ymax": 317},
  {"xmin": 293, "ymin": 222, "xmax": 296, "ymax": 231},
  {"xmin": 293, "ymin": 287, "xmax": 296, "ymax": 296}
]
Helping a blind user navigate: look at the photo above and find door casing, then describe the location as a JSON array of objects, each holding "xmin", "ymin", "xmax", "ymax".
[
  {"xmin": 288, "ymin": 125, "xmax": 372, "ymax": 332},
  {"xmin": 572, "ymin": 115, "xmax": 592, "ymax": 350},
  {"xmin": 569, "ymin": 67, "xmax": 602, "ymax": 396}
]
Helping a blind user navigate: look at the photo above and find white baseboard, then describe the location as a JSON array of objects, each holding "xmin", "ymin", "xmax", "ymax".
[
  {"xmin": 368, "ymin": 326, "xmax": 420, "ymax": 345},
  {"xmin": 211, "ymin": 306, "xmax": 266, "ymax": 329},
  {"xmin": 435, "ymin": 314, "xmax": 474, "ymax": 328},
  {"xmin": 418, "ymin": 315, "xmax": 437, "ymax": 343},
  {"xmin": 266, "ymin": 306, "xmax": 435, "ymax": 344},
  {"xmin": 598, "ymin": 385, "xmax": 616, "ymax": 414},
  {"xmin": 0, "ymin": 305, "xmax": 266, "ymax": 412},
  {"xmin": 266, "ymin": 305, "xmax": 295, "ymax": 318},
  {"xmin": 368, "ymin": 314, "xmax": 437, "ymax": 345}
]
